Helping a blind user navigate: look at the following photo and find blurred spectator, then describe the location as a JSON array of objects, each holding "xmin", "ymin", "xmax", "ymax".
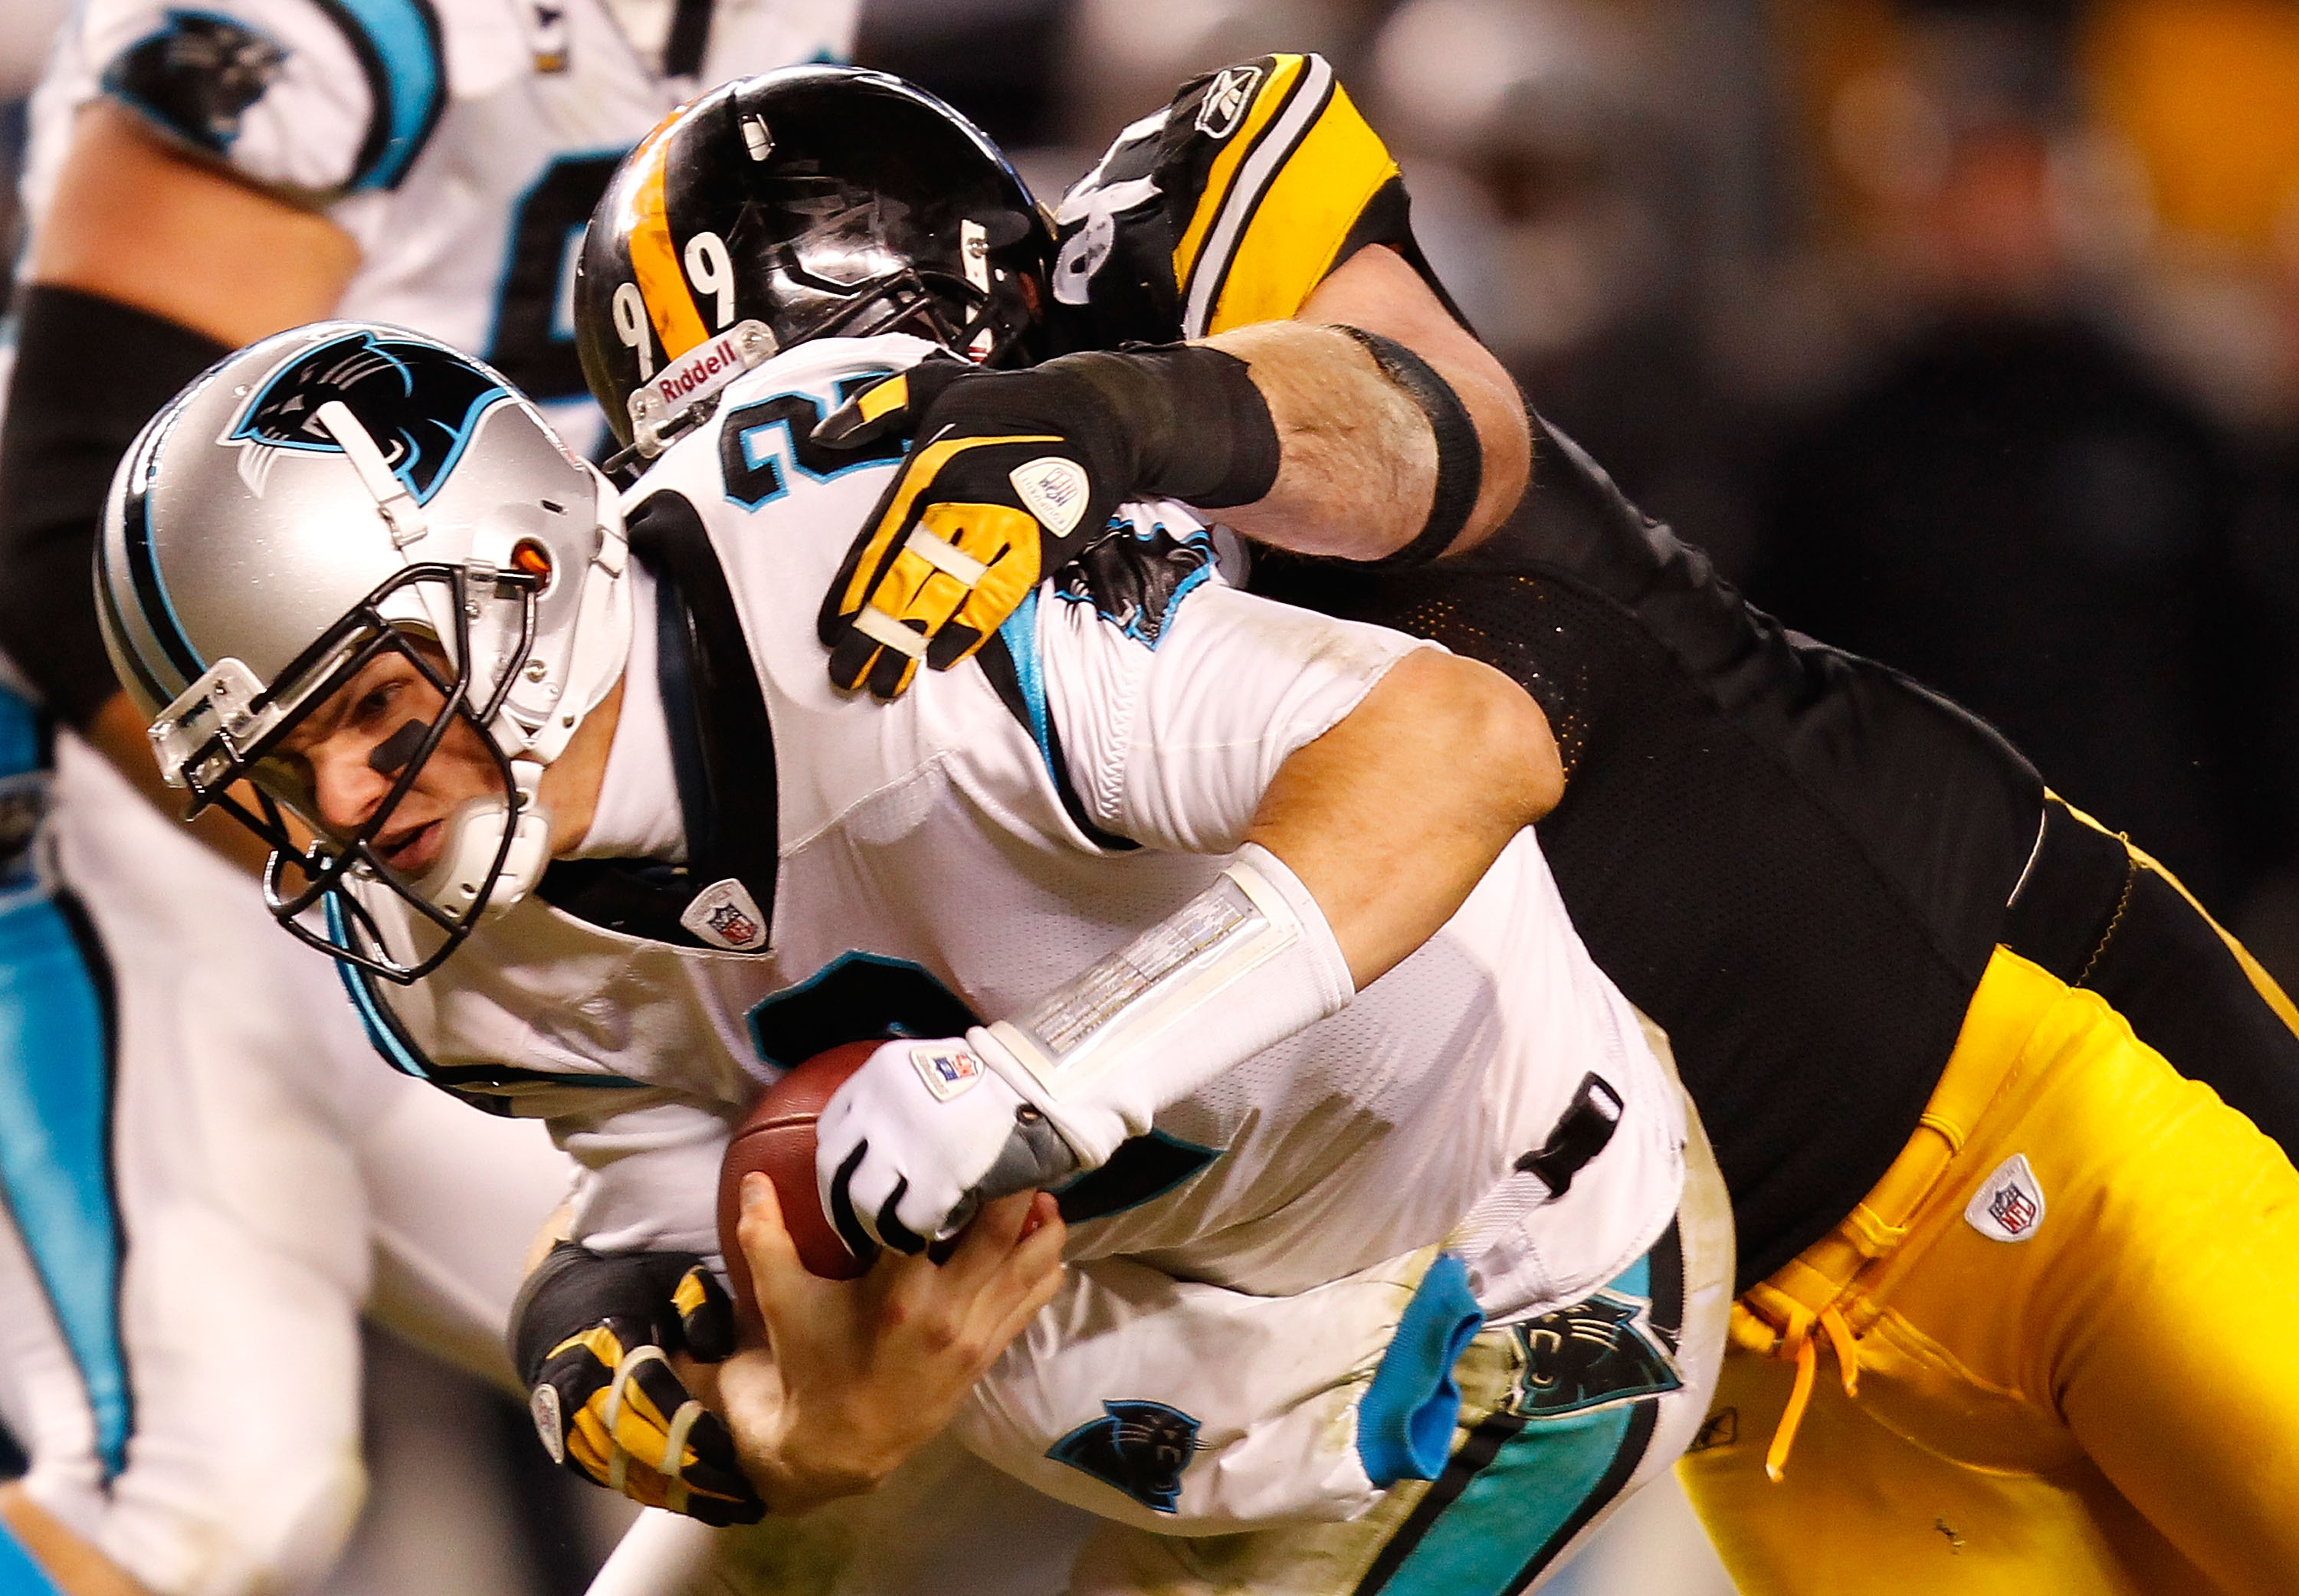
[
  {"xmin": 1051, "ymin": 0, "xmax": 1377, "ymax": 151},
  {"xmin": 0, "ymin": 0, "xmax": 68, "ymax": 308},
  {"xmin": 1364, "ymin": 0, "xmax": 1778, "ymax": 572},
  {"xmin": 1748, "ymin": 0, "xmax": 2279, "ymax": 918},
  {"xmin": 857, "ymin": 0, "xmax": 1068, "ymax": 149}
]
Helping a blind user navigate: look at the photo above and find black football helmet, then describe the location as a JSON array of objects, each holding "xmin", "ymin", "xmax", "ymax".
[{"xmin": 576, "ymin": 67, "xmax": 1054, "ymax": 460}]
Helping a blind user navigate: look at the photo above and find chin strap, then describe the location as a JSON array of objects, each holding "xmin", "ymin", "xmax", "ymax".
[{"xmin": 316, "ymin": 400, "xmax": 428, "ymax": 548}]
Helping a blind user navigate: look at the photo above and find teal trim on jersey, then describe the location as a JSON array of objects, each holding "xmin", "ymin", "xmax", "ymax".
[
  {"xmin": 0, "ymin": 687, "xmax": 38, "ymax": 779},
  {"xmin": 0, "ymin": 1516, "xmax": 65, "ymax": 1596},
  {"xmin": 996, "ymin": 588, "xmax": 1058, "ymax": 785},
  {"xmin": 327, "ymin": 0, "xmax": 442, "ymax": 189},
  {"xmin": 323, "ymin": 896, "xmax": 653, "ymax": 1105},
  {"xmin": 0, "ymin": 690, "xmax": 49, "ymax": 905},
  {"xmin": 1356, "ymin": 1252, "xmax": 1482, "ymax": 1488},
  {"xmin": 326, "ymin": 896, "xmax": 430, "ymax": 1080},
  {"xmin": 0, "ymin": 893, "xmax": 129, "ymax": 1480},
  {"xmin": 1048, "ymin": 1129, "xmax": 1221, "ymax": 1223}
]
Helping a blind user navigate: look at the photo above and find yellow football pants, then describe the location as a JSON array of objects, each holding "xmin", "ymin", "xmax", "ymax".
[{"xmin": 1678, "ymin": 945, "xmax": 2299, "ymax": 1595}]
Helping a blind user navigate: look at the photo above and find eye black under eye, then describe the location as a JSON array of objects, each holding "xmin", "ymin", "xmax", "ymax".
[{"xmin": 369, "ymin": 717, "xmax": 431, "ymax": 776}]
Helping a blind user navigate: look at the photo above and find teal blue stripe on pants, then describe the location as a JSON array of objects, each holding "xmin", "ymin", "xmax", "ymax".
[
  {"xmin": 1360, "ymin": 1248, "xmax": 1671, "ymax": 1595},
  {"xmin": 0, "ymin": 893, "xmax": 127, "ymax": 1478},
  {"xmin": 1373, "ymin": 1402, "xmax": 1648, "ymax": 1595}
]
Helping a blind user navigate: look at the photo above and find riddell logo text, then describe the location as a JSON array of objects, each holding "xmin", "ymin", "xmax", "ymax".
[{"xmin": 654, "ymin": 338, "xmax": 740, "ymax": 401}]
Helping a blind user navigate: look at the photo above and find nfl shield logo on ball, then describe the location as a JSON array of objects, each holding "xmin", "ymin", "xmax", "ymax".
[
  {"xmin": 1963, "ymin": 1152, "xmax": 2047, "ymax": 1243},
  {"xmin": 912, "ymin": 1043, "xmax": 984, "ymax": 1102}
]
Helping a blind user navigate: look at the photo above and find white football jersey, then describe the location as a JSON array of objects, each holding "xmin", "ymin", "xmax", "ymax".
[
  {"xmin": 21, "ymin": 0, "xmax": 858, "ymax": 442},
  {"xmin": 344, "ymin": 334, "xmax": 1686, "ymax": 1320}
]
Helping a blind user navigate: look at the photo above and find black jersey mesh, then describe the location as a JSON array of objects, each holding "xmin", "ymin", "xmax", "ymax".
[{"xmin": 1254, "ymin": 423, "xmax": 2048, "ymax": 1287}]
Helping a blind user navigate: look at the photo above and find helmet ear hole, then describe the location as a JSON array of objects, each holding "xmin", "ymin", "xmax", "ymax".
[{"xmin": 511, "ymin": 537, "xmax": 555, "ymax": 585}]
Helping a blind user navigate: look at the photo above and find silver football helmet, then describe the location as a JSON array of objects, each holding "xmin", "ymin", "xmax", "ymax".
[{"xmin": 97, "ymin": 321, "xmax": 632, "ymax": 982}]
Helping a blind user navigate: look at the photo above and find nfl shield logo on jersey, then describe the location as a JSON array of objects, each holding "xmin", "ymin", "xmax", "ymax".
[{"xmin": 681, "ymin": 878, "xmax": 771, "ymax": 952}]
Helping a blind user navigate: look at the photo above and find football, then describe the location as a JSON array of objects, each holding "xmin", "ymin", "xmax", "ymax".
[{"xmin": 718, "ymin": 1039, "xmax": 879, "ymax": 1306}]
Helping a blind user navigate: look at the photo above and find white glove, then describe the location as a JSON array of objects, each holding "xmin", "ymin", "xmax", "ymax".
[{"xmin": 815, "ymin": 1030, "xmax": 1076, "ymax": 1254}]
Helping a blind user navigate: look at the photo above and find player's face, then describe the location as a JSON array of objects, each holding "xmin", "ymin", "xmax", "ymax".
[{"xmin": 277, "ymin": 644, "xmax": 503, "ymax": 877}]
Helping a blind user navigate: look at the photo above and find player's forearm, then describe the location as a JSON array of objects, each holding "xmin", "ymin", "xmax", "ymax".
[
  {"xmin": 1246, "ymin": 649, "xmax": 1560, "ymax": 988},
  {"xmin": 1209, "ymin": 244, "xmax": 1531, "ymax": 561},
  {"xmin": 33, "ymin": 103, "xmax": 357, "ymax": 347},
  {"xmin": 2, "ymin": 103, "xmax": 354, "ymax": 850}
]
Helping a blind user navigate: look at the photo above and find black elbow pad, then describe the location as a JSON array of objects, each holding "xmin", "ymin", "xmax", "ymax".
[
  {"xmin": 0, "ymin": 286, "xmax": 228, "ymax": 726},
  {"xmin": 1333, "ymin": 326, "xmax": 1484, "ymax": 567}
]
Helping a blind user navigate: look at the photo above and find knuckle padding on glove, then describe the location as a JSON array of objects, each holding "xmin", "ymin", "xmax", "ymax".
[
  {"xmin": 513, "ymin": 1241, "xmax": 728, "ymax": 1381},
  {"xmin": 513, "ymin": 1242, "xmax": 763, "ymax": 1522},
  {"xmin": 815, "ymin": 346, "xmax": 1280, "ymax": 695}
]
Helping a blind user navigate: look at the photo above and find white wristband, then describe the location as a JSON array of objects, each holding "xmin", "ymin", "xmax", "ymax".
[{"xmin": 974, "ymin": 842, "xmax": 1355, "ymax": 1167}]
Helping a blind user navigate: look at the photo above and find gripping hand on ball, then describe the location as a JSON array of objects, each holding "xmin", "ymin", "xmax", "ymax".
[
  {"xmin": 512, "ymin": 1242, "xmax": 763, "ymax": 1525},
  {"xmin": 812, "ymin": 344, "xmax": 1278, "ymax": 700},
  {"xmin": 815, "ymin": 1031, "xmax": 1081, "ymax": 1256}
]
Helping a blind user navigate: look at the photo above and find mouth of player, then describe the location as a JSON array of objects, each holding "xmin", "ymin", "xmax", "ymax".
[{"xmin": 378, "ymin": 817, "xmax": 444, "ymax": 877}]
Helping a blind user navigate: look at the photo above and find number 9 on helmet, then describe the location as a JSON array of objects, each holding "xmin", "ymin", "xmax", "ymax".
[{"xmin": 573, "ymin": 65, "xmax": 1054, "ymax": 464}]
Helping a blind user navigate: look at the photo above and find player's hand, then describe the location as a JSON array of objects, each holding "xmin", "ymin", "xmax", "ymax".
[
  {"xmin": 815, "ymin": 1030, "xmax": 1081, "ymax": 1255},
  {"xmin": 812, "ymin": 356, "xmax": 1132, "ymax": 699},
  {"xmin": 510, "ymin": 1242, "xmax": 763, "ymax": 1525},
  {"xmin": 716, "ymin": 1174, "xmax": 1068, "ymax": 1512}
]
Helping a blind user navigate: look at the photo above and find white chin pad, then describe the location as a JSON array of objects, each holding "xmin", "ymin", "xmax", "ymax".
[{"xmin": 415, "ymin": 786, "xmax": 553, "ymax": 919}]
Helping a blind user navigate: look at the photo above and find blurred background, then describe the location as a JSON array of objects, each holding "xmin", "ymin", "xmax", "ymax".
[{"xmin": 8, "ymin": 0, "xmax": 2299, "ymax": 1591}]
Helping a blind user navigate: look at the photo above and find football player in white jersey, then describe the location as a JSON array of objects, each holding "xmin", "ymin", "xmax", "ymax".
[
  {"xmin": 92, "ymin": 70, "xmax": 1733, "ymax": 1595},
  {"xmin": 0, "ymin": 3, "xmax": 861, "ymax": 1592}
]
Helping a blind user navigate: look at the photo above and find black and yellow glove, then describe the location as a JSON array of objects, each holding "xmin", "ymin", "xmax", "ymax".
[
  {"xmin": 812, "ymin": 344, "xmax": 1280, "ymax": 700},
  {"xmin": 513, "ymin": 1242, "xmax": 763, "ymax": 1525}
]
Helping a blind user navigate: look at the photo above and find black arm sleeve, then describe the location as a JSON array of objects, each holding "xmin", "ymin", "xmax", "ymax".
[{"xmin": 0, "ymin": 286, "xmax": 228, "ymax": 727}]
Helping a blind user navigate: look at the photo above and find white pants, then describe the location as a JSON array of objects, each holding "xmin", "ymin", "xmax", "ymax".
[{"xmin": 0, "ymin": 738, "xmax": 573, "ymax": 1596}]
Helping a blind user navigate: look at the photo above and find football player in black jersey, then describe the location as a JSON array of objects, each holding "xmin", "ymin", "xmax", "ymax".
[{"xmin": 646, "ymin": 52, "xmax": 2299, "ymax": 1596}]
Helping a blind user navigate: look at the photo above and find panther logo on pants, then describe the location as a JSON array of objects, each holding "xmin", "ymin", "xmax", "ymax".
[
  {"xmin": 1507, "ymin": 1290, "xmax": 1684, "ymax": 1419},
  {"xmin": 1046, "ymin": 1399, "xmax": 1202, "ymax": 1512}
]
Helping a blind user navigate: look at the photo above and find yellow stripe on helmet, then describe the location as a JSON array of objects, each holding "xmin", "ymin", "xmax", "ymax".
[{"xmin": 622, "ymin": 120, "xmax": 710, "ymax": 363}]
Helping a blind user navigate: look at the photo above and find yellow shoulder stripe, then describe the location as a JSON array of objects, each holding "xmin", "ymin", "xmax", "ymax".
[
  {"xmin": 1171, "ymin": 54, "xmax": 1308, "ymax": 297},
  {"xmin": 1204, "ymin": 79, "xmax": 1399, "ymax": 335}
]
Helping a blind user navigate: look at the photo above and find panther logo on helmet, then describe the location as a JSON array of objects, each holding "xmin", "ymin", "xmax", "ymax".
[{"xmin": 224, "ymin": 331, "xmax": 510, "ymax": 503}]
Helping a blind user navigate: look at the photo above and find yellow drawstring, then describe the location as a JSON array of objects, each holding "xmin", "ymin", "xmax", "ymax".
[{"xmin": 1762, "ymin": 1303, "xmax": 1861, "ymax": 1483}]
